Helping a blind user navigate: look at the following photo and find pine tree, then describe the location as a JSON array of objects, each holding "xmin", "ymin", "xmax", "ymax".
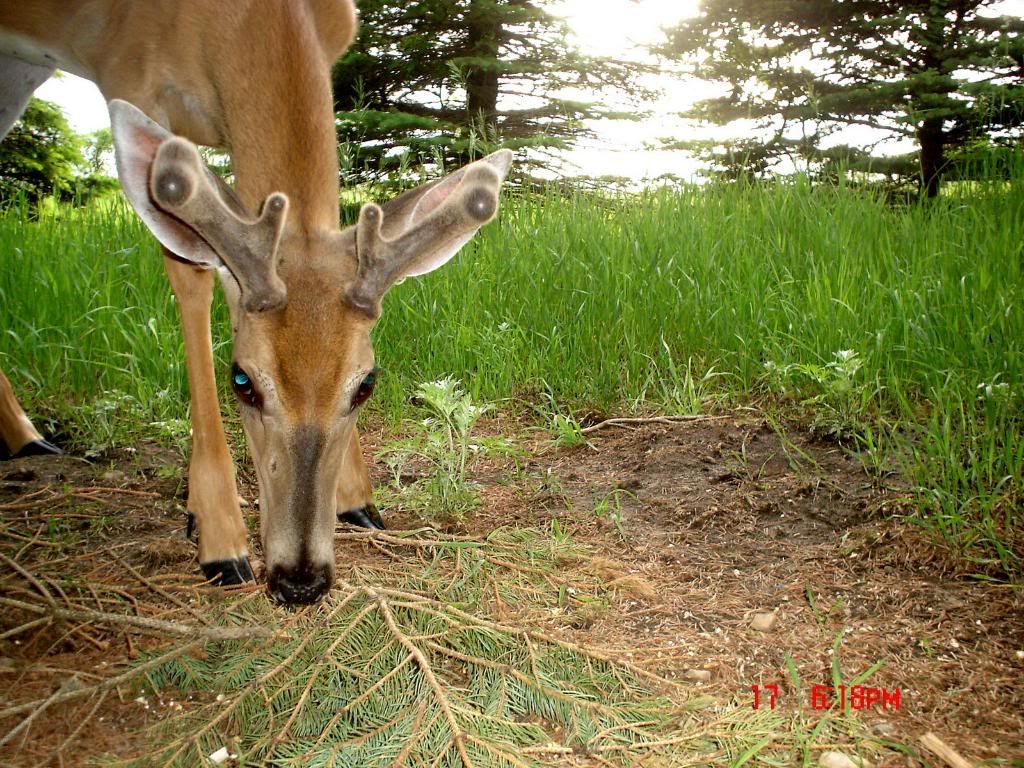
[
  {"xmin": 662, "ymin": 1, "xmax": 1024, "ymax": 196},
  {"xmin": 332, "ymin": 0, "xmax": 653, "ymax": 183}
]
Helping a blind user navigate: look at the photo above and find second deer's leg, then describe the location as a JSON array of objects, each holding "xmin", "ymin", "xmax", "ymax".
[
  {"xmin": 163, "ymin": 251, "xmax": 254, "ymax": 584},
  {"xmin": 0, "ymin": 368, "xmax": 61, "ymax": 459},
  {"xmin": 1, "ymin": 57, "xmax": 61, "ymax": 461},
  {"xmin": 336, "ymin": 427, "xmax": 383, "ymax": 529}
]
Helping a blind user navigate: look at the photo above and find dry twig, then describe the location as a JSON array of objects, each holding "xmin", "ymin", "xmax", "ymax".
[{"xmin": 581, "ymin": 414, "xmax": 731, "ymax": 435}]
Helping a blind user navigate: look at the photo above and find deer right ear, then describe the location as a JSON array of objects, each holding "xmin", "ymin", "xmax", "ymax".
[{"xmin": 109, "ymin": 99, "xmax": 223, "ymax": 268}]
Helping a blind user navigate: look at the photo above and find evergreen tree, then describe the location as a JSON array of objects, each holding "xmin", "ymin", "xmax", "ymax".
[
  {"xmin": 332, "ymin": 0, "xmax": 652, "ymax": 183},
  {"xmin": 662, "ymin": 1, "xmax": 1024, "ymax": 196}
]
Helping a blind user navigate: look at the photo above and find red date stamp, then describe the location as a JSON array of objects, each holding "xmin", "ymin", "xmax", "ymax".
[{"xmin": 752, "ymin": 684, "xmax": 901, "ymax": 711}]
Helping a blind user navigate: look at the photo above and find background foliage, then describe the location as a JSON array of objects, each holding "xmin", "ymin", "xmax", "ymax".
[
  {"xmin": 1, "ymin": 164, "xmax": 1021, "ymax": 575},
  {"xmin": 0, "ymin": 98, "xmax": 115, "ymax": 206},
  {"xmin": 661, "ymin": 0, "xmax": 1024, "ymax": 196}
]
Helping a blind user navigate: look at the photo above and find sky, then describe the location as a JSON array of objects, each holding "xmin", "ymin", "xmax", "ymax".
[{"xmin": 32, "ymin": 0, "xmax": 1024, "ymax": 183}]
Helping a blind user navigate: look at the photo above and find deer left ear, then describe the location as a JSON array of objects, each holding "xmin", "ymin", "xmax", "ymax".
[
  {"xmin": 109, "ymin": 99, "xmax": 224, "ymax": 269},
  {"xmin": 344, "ymin": 150, "xmax": 513, "ymax": 317},
  {"xmin": 403, "ymin": 151, "xmax": 513, "ymax": 277}
]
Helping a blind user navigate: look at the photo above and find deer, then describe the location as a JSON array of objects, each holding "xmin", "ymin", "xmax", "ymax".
[{"xmin": 0, "ymin": 1, "xmax": 512, "ymax": 603}]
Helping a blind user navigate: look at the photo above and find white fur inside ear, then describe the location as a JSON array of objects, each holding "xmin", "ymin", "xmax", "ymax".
[
  {"xmin": 409, "ymin": 173, "xmax": 462, "ymax": 225},
  {"xmin": 109, "ymin": 100, "xmax": 221, "ymax": 267}
]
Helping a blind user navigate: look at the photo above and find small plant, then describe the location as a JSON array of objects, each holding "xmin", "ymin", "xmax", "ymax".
[
  {"xmin": 593, "ymin": 489, "xmax": 634, "ymax": 539},
  {"xmin": 549, "ymin": 411, "xmax": 587, "ymax": 447},
  {"xmin": 381, "ymin": 377, "xmax": 498, "ymax": 524},
  {"xmin": 70, "ymin": 390, "xmax": 150, "ymax": 457},
  {"xmin": 765, "ymin": 349, "xmax": 875, "ymax": 441}
]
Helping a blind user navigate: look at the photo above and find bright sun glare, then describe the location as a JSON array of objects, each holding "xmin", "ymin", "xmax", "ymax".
[{"xmin": 552, "ymin": 0, "xmax": 698, "ymax": 56}]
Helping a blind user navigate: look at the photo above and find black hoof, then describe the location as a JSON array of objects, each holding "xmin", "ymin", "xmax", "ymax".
[
  {"xmin": 1, "ymin": 439, "xmax": 63, "ymax": 460},
  {"xmin": 185, "ymin": 512, "xmax": 197, "ymax": 541},
  {"xmin": 201, "ymin": 557, "xmax": 255, "ymax": 586},
  {"xmin": 338, "ymin": 503, "xmax": 385, "ymax": 530}
]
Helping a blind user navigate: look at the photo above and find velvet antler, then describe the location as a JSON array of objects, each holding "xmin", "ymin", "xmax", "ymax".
[{"xmin": 149, "ymin": 138, "xmax": 289, "ymax": 313}]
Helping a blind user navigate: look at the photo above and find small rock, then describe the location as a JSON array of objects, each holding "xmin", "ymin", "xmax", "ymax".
[
  {"xmin": 101, "ymin": 469, "xmax": 127, "ymax": 485},
  {"xmin": 819, "ymin": 751, "xmax": 871, "ymax": 768},
  {"xmin": 208, "ymin": 746, "xmax": 237, "ymax": 765},
  {"xmin": 684, "ymin": 669, "xmax": 712, "ymax": 682},
  {"xmin": 750, "ymin": 612, "xmax": 777, "ymax": 632}
]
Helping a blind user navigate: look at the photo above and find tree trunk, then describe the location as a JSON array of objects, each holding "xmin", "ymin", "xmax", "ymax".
[
  {"xmin": 918, "ymin": 118, "xmax": 946, "ymax": 199},
  {"xmin": 464, "ymin": 0, "xmax": 500, "ymax": 132}
]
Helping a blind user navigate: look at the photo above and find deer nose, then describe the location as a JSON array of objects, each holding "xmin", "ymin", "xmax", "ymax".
[{"xmin": 268, "ymin": 563, "xmax": 331, "ymax": 604}]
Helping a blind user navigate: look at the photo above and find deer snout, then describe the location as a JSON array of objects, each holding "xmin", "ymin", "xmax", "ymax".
[
  {"xmin": 257, "ymin": 424, "xmax": 339, "ymax": 604},
  {"xmin": 268, "ymin": 561, "xmax": 332, "ymax": 604}
]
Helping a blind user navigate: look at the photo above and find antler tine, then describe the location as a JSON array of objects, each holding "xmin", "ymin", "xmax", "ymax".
[
  {"xmin": 348, "ymin": 162, "xmax": 502, "ymax": 317},
  {"xmin": 149, "ymin": 137, "xmax": 289, "ymax": 313}
]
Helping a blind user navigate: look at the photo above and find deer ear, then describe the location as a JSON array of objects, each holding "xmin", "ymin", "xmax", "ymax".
[
  {"xmin": 109, "ymin": 99, "xmax": 223, "ymax": 268},
  {"xmin": 345, "ymin": 149, "xmax": 512, "ymax": 317},
  {"xmin": 392, "ymin": 150, "xmax": 513, "ymax": 278}
]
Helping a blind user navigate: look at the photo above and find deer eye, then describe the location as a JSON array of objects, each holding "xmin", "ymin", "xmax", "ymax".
[
  {"xmin": 231, "ymin": 363, "xmax": 262, "ymax": 408},
  {"xmin": 351, "ymin": 370, "xmax": 377, "ymax": 411}
]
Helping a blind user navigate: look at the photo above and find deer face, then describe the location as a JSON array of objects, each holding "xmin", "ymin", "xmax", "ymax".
[
  {"xmin": 224, "ymin": 258, "xmax": 377, "ymax": 603},
  {"xmin": 109, "ymin": 100, "xmax": 511, "ymax": 604}
]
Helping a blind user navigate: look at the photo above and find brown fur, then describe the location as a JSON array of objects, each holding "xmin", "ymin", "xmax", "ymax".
[{"xmin": 0, "ymin": 0, "xmax": 354, "ymax": 226}]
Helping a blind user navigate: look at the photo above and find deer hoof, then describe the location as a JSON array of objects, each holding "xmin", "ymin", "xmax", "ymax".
[
  {"xmin": 1, "ymin": 438, "xmax": 63, "ymax": 460},
  {"xmin": 201, "ymin": 557, "xmax": 255, "ymax": 586},
  {"xmin": 338, "ymin": 504, "xmax": 385, "ymax": 530}
]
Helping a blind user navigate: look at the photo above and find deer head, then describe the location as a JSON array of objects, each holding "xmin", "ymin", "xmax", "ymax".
[{"xmin": 110, "ymin": 100, "xmax": 511, "ymax": 603}]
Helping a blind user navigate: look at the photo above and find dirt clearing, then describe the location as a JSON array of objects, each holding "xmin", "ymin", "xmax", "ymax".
[{"xmin": 1, "ymin": 415, "xmax": 1022, "ymax": 765}]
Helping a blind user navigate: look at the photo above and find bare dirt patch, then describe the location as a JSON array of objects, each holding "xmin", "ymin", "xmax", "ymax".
[{"xmin": 1, "ymin": 415, "xmax": 1022, "ymax": 765}]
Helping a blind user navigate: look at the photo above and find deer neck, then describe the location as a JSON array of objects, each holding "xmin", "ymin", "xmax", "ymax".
[{"xmin": 209, "ymin": 10, "xmax": 341, "ymax": 233}]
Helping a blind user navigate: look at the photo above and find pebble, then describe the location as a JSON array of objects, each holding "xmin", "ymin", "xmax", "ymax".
[
  {"xmin": 750, "ymin": 612, "xmax": 777, "ymax": 632},
  {"xmin": 819, "ymin": 751, "xmax": 871, "ymax": 768}
]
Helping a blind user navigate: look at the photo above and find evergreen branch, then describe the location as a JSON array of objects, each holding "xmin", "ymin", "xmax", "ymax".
[
  {"xmin": 374, "ymin": 590, "xmax": 476, "ymax": 767},
  {"xmin": 366, "ymin": 585, "xmax": 681, "ymax": 692},
  {"xmin": 307, "ymin": 607, "xmax": 411, "ymax": 753},
  {"xmin": 156, "ymin": 594, "xmax": 358, "ymax": 767}
]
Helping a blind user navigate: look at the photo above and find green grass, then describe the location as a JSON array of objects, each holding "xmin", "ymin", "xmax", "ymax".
[{"xmin": 1, "ymin": 171, "xmax": 1021, "ymax": 576}]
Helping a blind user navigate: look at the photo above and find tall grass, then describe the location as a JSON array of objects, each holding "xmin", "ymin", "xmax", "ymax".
[{"xmin": 1, "ymin": 171, "xmax": 1021, "ymax": 575}]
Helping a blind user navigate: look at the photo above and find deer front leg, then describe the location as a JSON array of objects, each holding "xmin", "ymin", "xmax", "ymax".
[
  {"xmin": 336, "ymin": 427, "xmax": 384, "ymax": 529},
  {"xmin": 0, "ymin": 368, "xmax": 61, "ymax": 459},
  {"xmin": 163, "ymin": 252, "xmax": 253, "ymax": 584}
]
